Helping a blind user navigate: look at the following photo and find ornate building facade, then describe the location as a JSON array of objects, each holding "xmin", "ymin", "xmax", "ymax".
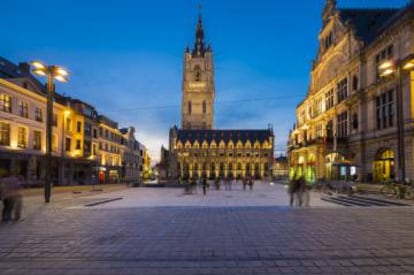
[
  {"xmin": 167, "ymin": 14, "xmax": 274, "ymax": 181},
  {"xmin": 288, "ymin": 0, "xmax": 414, "ymax": 183}
]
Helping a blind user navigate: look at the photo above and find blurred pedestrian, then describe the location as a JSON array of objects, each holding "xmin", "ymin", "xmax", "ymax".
[
  {"xmin": 242, "ymin": 177, "xmax": 247, "ymax": 191},
  {"xmin": 1, "ymin": 173, "xmax": 14, "ymax": 222},
  {"xmin": 248, "ymin": 177, "xmax": 254, "ymax": 190},
  {"xmin": 11, "ymin": 174, "xmax": 23, "ymax": 221},
  {"xmin": 202, "ymin": 177, "xmax": 207, "ymax": 195}
]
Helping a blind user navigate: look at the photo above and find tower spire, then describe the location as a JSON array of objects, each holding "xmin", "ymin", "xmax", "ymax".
[
  {"xmin": 322, "ymin": 0, "xmax": 337, "ymax": 26},
  {"xmin": 192, "ymin": 4, "xmax": 206, "ymax": 57}
]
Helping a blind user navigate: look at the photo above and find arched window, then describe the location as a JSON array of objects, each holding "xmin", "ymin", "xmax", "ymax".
[
  {"xmin": 352, "ymin": 75, "xmax": 358, "ymax": 91},
  {"xmin": 194, "ymin": 65, "xmax": 201, "ymax": 82},
  {"xmin": 188, "ymin": 101, "xmax": 192, "ymax": 115},
  {"xmin": 202, "ymin": 101, "xmax": 207, "ymax": 114}
]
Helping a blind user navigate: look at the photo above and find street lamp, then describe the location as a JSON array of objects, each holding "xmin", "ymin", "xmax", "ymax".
[
  {"xmin": 378, "ymin": 54, "xmax": 414, "ymax": 184},
  {"xmin": 30, "ymin": 61, "xmax": 69, "ymax": 203}
]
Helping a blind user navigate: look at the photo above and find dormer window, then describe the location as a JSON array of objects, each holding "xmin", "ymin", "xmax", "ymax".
[{"xmin": 324, "ymin": 32, "xmax": 333, "ymax": 50}]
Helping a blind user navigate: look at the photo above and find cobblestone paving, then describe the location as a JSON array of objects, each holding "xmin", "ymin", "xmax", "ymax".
[{"xmin": 1, "ymin": 184, "xmax": 414, "ymax": 274}]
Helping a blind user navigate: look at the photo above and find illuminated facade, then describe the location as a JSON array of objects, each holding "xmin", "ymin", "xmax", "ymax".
[
  {"xmin": 288, "ymin": 0, "xmax": 414, "ymax": 183},
  {"xmin": 167, "ymin": 14, "xmax": 274, "ymax": 181},
  {"xmin": 0, "ymin": 57, "xmax": 145, "ymax": 185}
]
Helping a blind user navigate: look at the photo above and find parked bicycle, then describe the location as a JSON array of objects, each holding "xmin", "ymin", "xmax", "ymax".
[{"xmin": 380, "ymin": 180, "xmax": 414, "ymax": 199}]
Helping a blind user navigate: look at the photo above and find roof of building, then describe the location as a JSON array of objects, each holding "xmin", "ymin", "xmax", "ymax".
[
  {"xmin": 176, "ymin": 129, "xmax": 273, "ymax": 144},
  {"xmin": 338, "ymin": 8, "xmax": 398, "ymax": 44}
]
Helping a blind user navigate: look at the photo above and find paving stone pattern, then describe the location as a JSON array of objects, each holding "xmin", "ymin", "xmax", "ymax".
[{"xmin": 1, "ymin": 184, "xmax": 414, "ymax": 274}]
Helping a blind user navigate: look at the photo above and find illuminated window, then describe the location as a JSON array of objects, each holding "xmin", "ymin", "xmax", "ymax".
[
  {"xmin": 0, "ymin": 94, "xmax": 11, "ymax": 113},
  {"xmin": 33, "ymin": 130, "xmax": 41, "ymax": 150},
  {"xmin": 19, "ymin": 101, "xmax": 28, "ymax": 118},
  {"xmin": 0, "ymin": 122, "xmax": 10, "ymax": 146},
  {"xmin": 17, "ymin": 127, "xmax": 27, "ymax": 148},
  {"xmin": 52, "ymin": 135, "xmax": 58, "ymax": 152},
  {"xmin": 76, "ymin": 140, "xmax": 81, "ymax": 150},
  {"xmin": 375, "ymin": 45, "xmax": 393, "ymax": 79}
]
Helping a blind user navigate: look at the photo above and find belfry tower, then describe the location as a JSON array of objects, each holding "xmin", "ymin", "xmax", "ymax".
[{"xmin": 181, "ymin": 13, "xmax": 215, "ymax": 129}]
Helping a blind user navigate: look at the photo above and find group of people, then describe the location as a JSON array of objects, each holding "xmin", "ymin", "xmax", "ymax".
[
  {"xmin": 198, "ymin": 176, "xmax": 255, "ymax": 195},
  {"xmin": 288, "ymin": 176, "xmax": 310, "ymax": 207},
  {"xmin": 0, "ymin": 173, "xmax": 23, "ymax": 222}
]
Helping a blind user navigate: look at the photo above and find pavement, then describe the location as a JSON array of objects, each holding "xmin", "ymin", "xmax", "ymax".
[{"xmin": 1, "ymin": 181, "xmax": 414, "ymax": 274}]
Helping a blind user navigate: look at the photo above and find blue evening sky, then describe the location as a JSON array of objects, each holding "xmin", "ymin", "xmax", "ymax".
[{"xmin": 2, "ymin": 0, "xmax": 408, "ymax": 162}]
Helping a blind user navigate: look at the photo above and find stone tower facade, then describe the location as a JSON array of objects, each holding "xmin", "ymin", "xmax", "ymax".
[{"xmin": 181, "ymin": 15, "xmax": 215, "ymax": 130}]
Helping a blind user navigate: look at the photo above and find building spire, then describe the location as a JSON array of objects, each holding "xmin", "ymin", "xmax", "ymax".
[
  {"xmin": 322, "ymin": 0, "xmax": 337, "ymax": 26},
  {"xmin": 192, "ymin": 3, "xmax": 206, "ymax": 57}
]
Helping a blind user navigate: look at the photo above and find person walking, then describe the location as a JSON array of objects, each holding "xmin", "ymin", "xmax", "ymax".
[
  {"xmin": 1, "ymin": 173, "xmax": 14, "ymax": 222},
  {"xmin": 242, "ymin": 177, "xmax": 247, "ymax": 191},
  {"xmin": 249, "ymin": 177, "xmax": 254, "ymax": 190},
  {"xmin": 202, "ymin": 177, "xmax": 207, "ymax": 195}
]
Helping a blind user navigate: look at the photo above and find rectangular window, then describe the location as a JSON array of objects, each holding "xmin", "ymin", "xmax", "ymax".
[
  {"xmin": 19, "ymin": 101, "xmax": 29, "ymax": 118},
  {"xmin": 376, "ymin": 90, "xmax": 394, "ymax": 130},
  {"xmin": 0, "ymin": 94, "xmax": 12, "ymax": 113},
  {"xmin": 337, "ymin": 78, "xmax": 348, "ymax": 103},
  {"xmin": 35, "ymin": 107, "xmax": 43, "ymax": 122},
  {"xmin": 375, "ymin": 44, "xmax": 394, "ymax": 79},
  {"xmin": 325, "ymin": 89, "xmax": 334, "ymax": 110},
  {"xmin": 326, "ymin": 120, "xmax": 333, "ymax": 138},
  {"xmin": 336, "ymin": 111, "xmax": 348, "ymax": 138},
  {"xmin": 84, "ymin": 123, "xmax": 92, "ymax": 137},
  {"xmin": 316, "ymin": 124, "xmax": 323, "ymax": 138},
  {"xmin": 53, "ymin": 114, "xmax": 58, "ymax": 127},
  {"xmin": 66, "ymin": 118, "xmax": 71, "ymax": 131},
  {"xmin": 76, "ymin": 121, "xmax": 82, "ymax": 133},
  {"xmin": 84, "ymin": 140, "xmax": 91, "ymax": 156},
  {"xmin": 17, "ymin": 127, "xmax": 27, "ymax": 148},
  {"xmin": 0, "ymin": 122, "xmax": 10, "ymax": 146},
  {"xmin": 92, "ymin": 143, "xmax": 96, "ymax": 155},
  {"xmin": 76, "ymin": 139, "xmax": 81, "ymax": 150},
  {"xmin": 93, "ymin": 128, "xmax": 97, "ymax": 138},
  {"xmin": 314, "ymin": 98, "xmax": 323, "ymax": 117},
  {"xmin": 52, "ymin": 135, "xmax": 58, "ymax": 152},
  {"xmin": 65, "ymin": 138, "xmax": 71, "ymax": 151},
  {"xmin": 33, "ymin": 130, "xmax": 41, "ymax": 150}
]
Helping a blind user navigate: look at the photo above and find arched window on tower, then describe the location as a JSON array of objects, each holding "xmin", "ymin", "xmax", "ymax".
[
  {"xmin": 188, "ymin": 101, "xmax": 192, "ymax": 115},
  {"xmin": 194, "ymin": 65, "xmax": 201, "ymax": 81},
  {"xmin": 202, "ymin": 101, "xmax": 206, "ymax": 114}
]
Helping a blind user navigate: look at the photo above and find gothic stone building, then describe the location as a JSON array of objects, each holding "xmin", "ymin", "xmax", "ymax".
[
  {"xmin": 168, "ymin": 15, "xmax": 274, "ymax": 181},
  {"xmin": 288, "ymin": 0, "xmax": 414, "ymax": 183}
]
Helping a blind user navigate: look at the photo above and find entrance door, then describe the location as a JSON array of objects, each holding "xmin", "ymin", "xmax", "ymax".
[{"xmin": 373, "ymin": 149, "xmax": 395, "ymax": 182}]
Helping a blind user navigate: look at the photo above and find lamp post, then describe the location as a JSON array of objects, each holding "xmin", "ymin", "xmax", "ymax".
[
  {"xmin": 30, "ymin": 61, "xmax": 69, "ymax": 203},
  {"xmin": 379, "ymin": 55, "xmax": 414, "ymax": 183}
]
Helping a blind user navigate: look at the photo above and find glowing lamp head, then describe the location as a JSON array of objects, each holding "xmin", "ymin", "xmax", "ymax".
[
  {"xmin": 54, "ymin": 75, "xmax": 68, "ymax": 82},
  {"xmin": 380, "ymin": 68, "xmax": 395, "ymax": 77},
  {"xmin": 55, "ymin": 67, "xmax": 69, "ymax": 77},
  {"xmin": 32, "ymin": 68, "xmax": 47, "ymax": 76},
  {"xmin": 378, "ymin": 60, "xmax": 394, "ymax": 70},
  {"xmin": 30, "ymin": 61, "xmax": 46, "ymax": 70},
  {"xmin": 403, "ymin": 60, "xmax": 414, "ymax": 70}
]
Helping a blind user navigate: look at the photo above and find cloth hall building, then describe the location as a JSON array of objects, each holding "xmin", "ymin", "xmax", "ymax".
[{"xmin": 165, "ymin": 15, "xmax": 274, "ymax": 181}]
